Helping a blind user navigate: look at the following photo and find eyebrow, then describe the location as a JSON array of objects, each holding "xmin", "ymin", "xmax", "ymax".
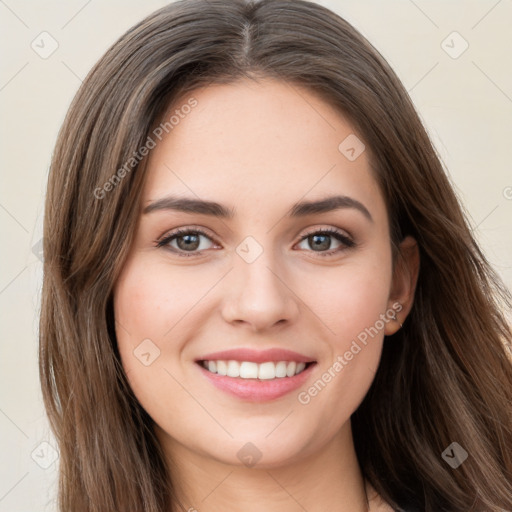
[{"xmin": 143, "ymin": 194, "xmax": 373, "ymax": 222}]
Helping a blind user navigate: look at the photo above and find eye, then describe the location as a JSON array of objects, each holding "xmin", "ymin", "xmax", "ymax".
[
  {"xmin": 156, "ymin": 226, "xmax": 356, "ymax": 258},
  {"xmin": 156, "ymin": 227, "xmax": 218, "ymax": 257},
  {"xmin": 295, "ymin": 228, "xmax": 355, "ymax": 257}
]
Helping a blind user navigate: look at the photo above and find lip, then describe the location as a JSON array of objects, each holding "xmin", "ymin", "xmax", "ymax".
[
  {"xmin": 195, "ymin": 348, "xmax": 315, "ymax": 364},
  {"xmin": 196, "ymin": 360, "xmax": 318, "ymax": 402}
]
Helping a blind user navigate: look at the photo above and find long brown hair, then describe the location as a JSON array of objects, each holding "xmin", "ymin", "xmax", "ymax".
[{"xmin": 39, "ymin": 0, "xmax": 512, "ymax": 510}]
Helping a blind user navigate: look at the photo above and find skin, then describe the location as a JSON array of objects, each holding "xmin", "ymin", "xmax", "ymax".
[{"xmin": 113, "ymin": 78, "xmax": 420, "ymax": 512}]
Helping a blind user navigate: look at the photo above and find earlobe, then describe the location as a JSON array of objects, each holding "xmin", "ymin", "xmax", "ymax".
[
  {"xmin": 384, "ymin": 306, "xmax": 403, "ymax": 336},
  {"xmin": 384, "ymin": 235, "xmax": 420, "ymax": 335}
]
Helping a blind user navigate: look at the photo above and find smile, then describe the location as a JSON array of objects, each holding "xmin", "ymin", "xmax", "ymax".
[
  {"xmin": 196, "ymin": 359, "xmax": 317, "ymax": 402},
  {"xmin": 199, "ymin": 360, "xmax": 311, "ymax": 379}
]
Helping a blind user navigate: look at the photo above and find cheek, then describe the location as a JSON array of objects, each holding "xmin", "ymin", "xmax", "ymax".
[
  {"xmin": 297, "ymin": 249, "xmax": 392, "ymax": 421},
  {"xmin": 114, "ymin": 257, "xmax": 215, "ymax": 347},
  {"xmin": 112, "ymin": 256, "xmax": 224, "ymax": 401},
  {"xmin": 112, "ymin": 258, "xmax": 194, "ymax": 422},
  {"xmin": 309, "ymin": 251, "xmax": 392, "ymax": 344}
]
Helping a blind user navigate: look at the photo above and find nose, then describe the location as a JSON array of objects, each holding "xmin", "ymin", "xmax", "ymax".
[{"xmin": 221, "ymin": 248, "xmax": 299, "ymax": 332}]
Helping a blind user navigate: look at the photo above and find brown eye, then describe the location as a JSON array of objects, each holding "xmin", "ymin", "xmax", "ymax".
[{"xmin": 174, "ymin": 232, "xmax": 202, "ymax": 251}]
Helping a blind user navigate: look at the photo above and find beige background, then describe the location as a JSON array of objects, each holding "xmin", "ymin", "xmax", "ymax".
[{"xmin": 1, "ymin": 0, "xmax": 511, "ymax": 510}]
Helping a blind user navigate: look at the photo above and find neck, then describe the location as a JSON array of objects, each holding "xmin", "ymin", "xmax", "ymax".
[{"xmin": 158, "ymin": 421, "xmax": 374, "ymax": 512}]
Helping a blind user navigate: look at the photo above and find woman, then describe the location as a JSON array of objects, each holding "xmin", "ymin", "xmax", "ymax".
[{"xmin": 39, "ymin": 0, "xmax": 512, "ymax": 511}]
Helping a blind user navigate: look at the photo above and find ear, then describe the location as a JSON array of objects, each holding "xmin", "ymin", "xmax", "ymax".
[{"xmin": 384, "ymin": 235, "xmax": 420, "ymax": 335}]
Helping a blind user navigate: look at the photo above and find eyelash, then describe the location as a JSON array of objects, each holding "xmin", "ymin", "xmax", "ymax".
[{"xmin": 155, "ymin": 226, "xmax": 356, "ymax": 258}]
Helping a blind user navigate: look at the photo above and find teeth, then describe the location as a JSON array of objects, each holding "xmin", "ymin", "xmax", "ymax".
[
  {"xmin": 201, "ymin": 360, "xmax": 308, "ymax": 379},
  {"xmin": 227, "ymin": 360, "xmax": 240, "ymax": 377},
  {"xmin": 216, "ymin": 360, "xmax": 227, "ymax": 376}
]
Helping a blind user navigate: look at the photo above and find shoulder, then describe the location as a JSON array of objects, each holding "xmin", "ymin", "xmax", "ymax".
[
  {"xmin": 365, "ymin": 483, "xmax": 397, "ymax": 511},
  {"xmin": 365, "ymin": 481, "xmax": 418, "ymax": 512}
]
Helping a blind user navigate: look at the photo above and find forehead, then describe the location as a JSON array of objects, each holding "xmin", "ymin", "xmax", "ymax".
[{"xmin": 142, "ymin": 78, "xmax": 386, "ymax": 226}]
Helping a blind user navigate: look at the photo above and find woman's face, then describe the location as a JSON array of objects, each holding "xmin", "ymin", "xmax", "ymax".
[{"xmin": 113, "ymin": 78, "xmax": 418, "ymax": 469}]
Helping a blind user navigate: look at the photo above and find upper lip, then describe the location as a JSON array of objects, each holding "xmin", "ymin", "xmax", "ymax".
[{"xmin": 196, "ymin": 348, "xmax": 316, "ymax": 364}]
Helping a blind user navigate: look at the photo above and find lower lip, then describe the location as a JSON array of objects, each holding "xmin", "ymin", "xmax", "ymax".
[{"xmin": 196, "ymin": 362, "xmax": 317, "ymax": 402}]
